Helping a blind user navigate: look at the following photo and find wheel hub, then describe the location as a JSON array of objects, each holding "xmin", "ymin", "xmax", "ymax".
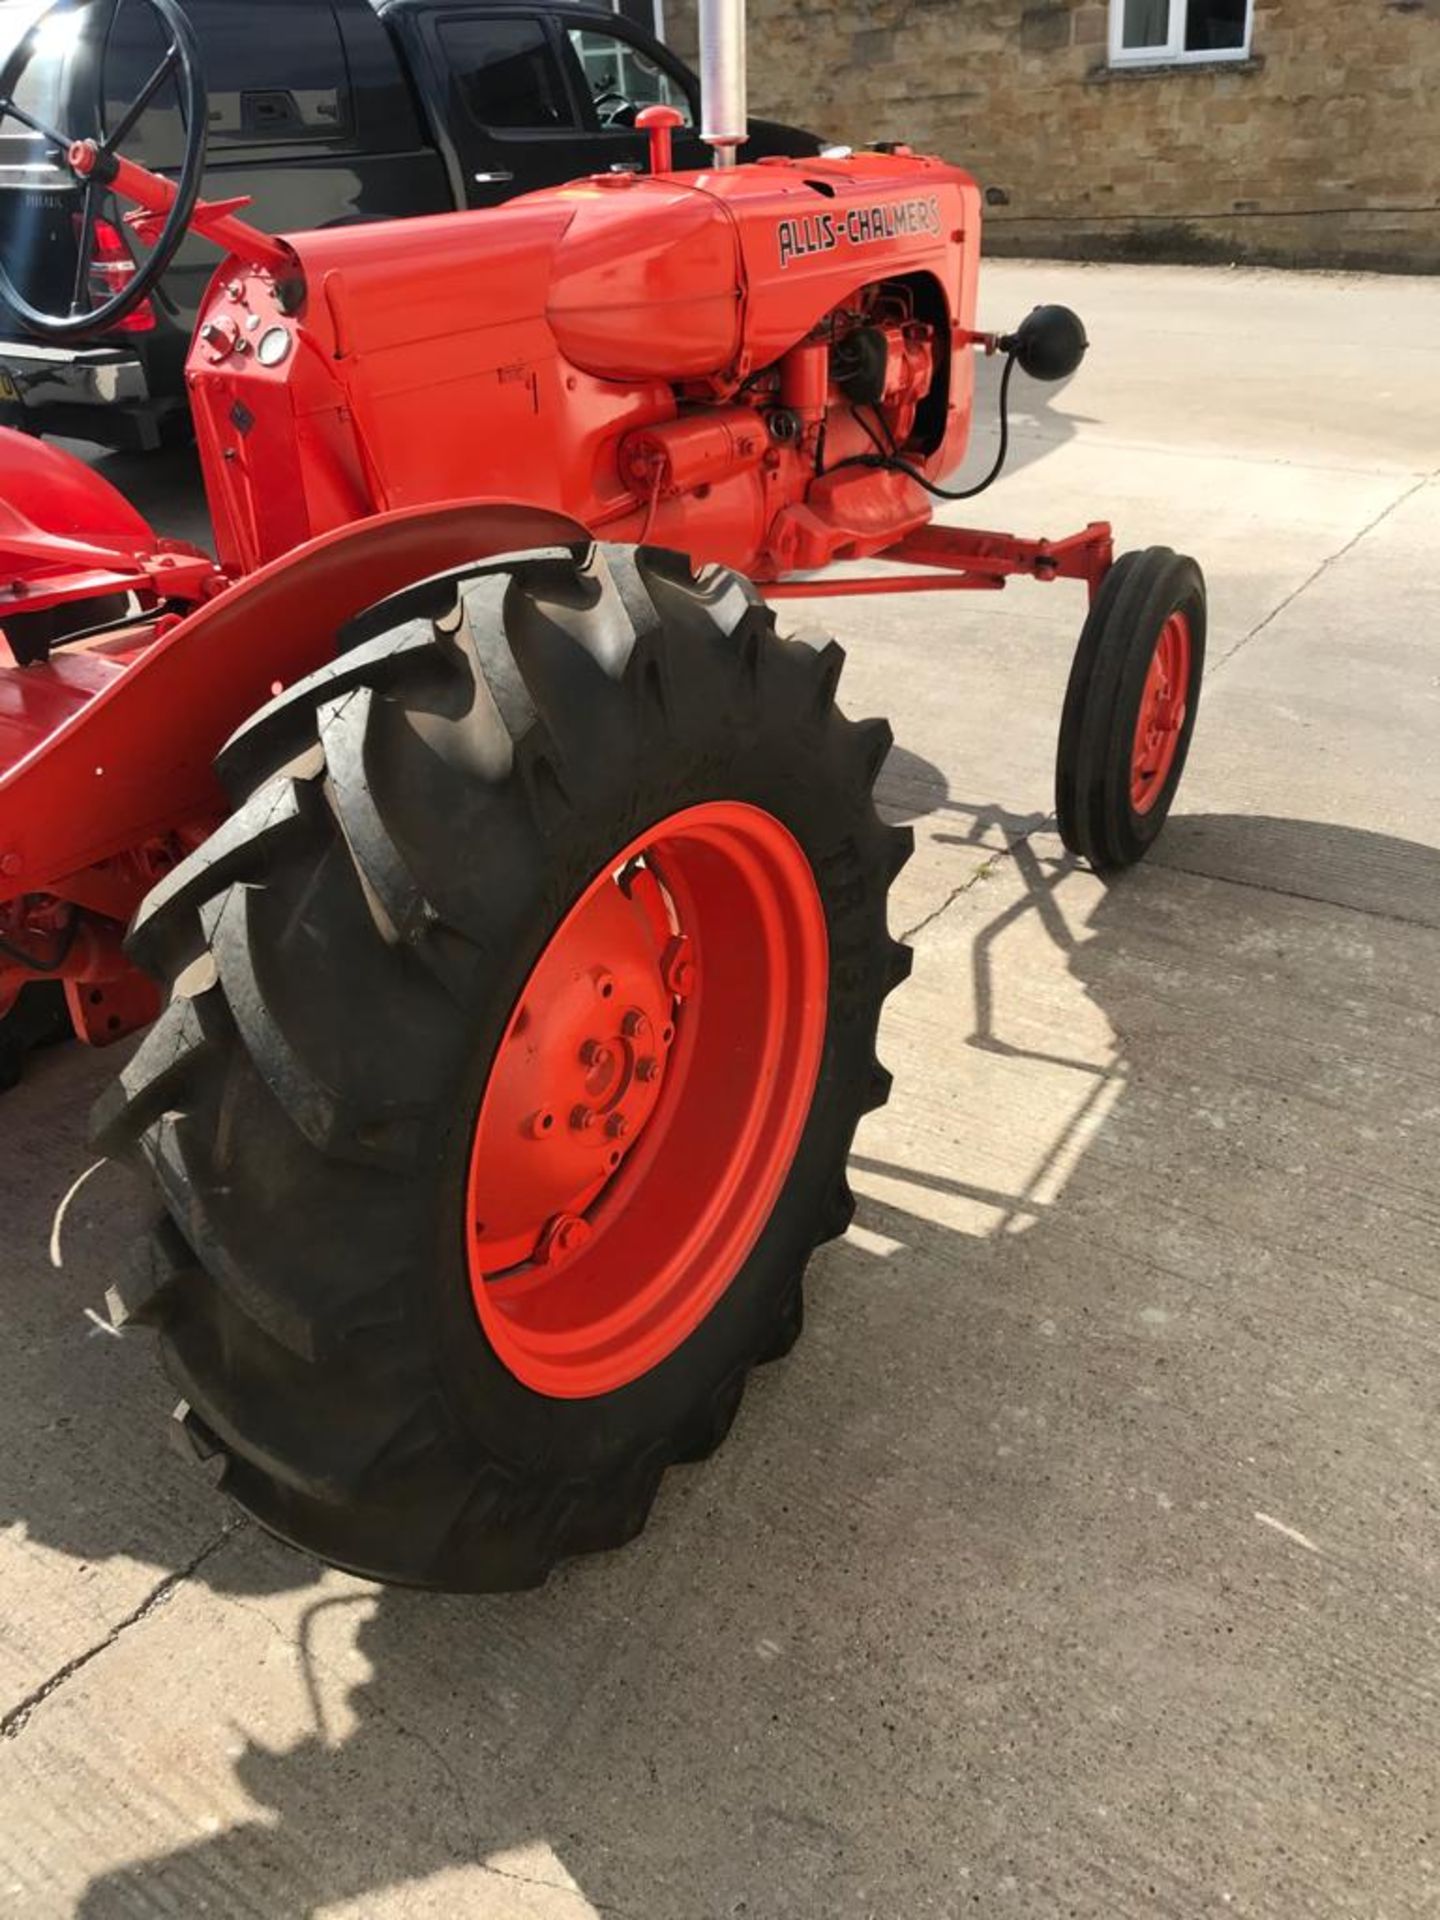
[
  {"xmin": 469, "ymin": 875, "xmax": 684, "ymax": 1278},
  {"xmin": 464, "ymin": 802, "xmax": 828, "ymax": 1399},
  {"xmin": 1130, "ymin": 610, "xmax": 1192, "ymax": 815}
]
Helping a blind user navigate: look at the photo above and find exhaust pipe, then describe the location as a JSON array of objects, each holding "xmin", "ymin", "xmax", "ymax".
[{"xmin": 699, "ymin": 0, "xmax": 747, "ymax": 166}]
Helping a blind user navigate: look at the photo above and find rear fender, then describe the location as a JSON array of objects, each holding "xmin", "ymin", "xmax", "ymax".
[
  {"xmin": 0, "ymin": 426, "xmax": 162, "ymax": 618},
  {"xmin": 0, "ymin": 499, "xmax": 590, "ymax": 902},
  {"xmin": 0, "ymin": 426, "xmax": 157, "ymax": 555}
]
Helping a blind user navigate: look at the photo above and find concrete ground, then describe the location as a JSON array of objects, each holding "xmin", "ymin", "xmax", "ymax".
[{"xmin": 3, "ymin": 260, "xmax": 1438, "ymax": 1918}]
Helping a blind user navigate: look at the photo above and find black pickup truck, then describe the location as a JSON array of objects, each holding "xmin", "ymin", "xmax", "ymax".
[{"xmin": 0, "ymin": 0, "xmax": 821, "ymax": 449}]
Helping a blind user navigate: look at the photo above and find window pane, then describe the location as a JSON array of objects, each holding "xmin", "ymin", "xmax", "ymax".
[
  {"xmin": 1184, "ymin": 0, "xmax": 1248, "ymax": 51},
  {"xmin": 439, "ymin": 17, "xmax": 575, "ymax": 131},
  {"xmin": 565, "ymin": 27, "xmax": 693, "ymax": 126},
  {"xmin": 1120, "ymin": 0, "xmax": 1170, "ymax": 48}
]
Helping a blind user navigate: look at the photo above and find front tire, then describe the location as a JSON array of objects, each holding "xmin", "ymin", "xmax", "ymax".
[
  {"xmin": 95, "ymin": 545, "xmax": 912, "ymax": 1591},
  {"xmin": 1055, "ymin": 547, "xmax": 1206, "ymax": 872}
]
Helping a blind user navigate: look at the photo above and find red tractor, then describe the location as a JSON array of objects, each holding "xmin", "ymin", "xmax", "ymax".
[{"xmin": 0, "ymin": 0, "xmax": 1205, "ymax": 1589}]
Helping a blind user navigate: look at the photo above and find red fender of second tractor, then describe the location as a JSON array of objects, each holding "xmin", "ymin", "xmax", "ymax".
[
  {"xmin": 0, "ymin": 499, "xmax": 588, "ymax": 902},
  {"xmin": 0, "ymin": 425, "xmax": 160, "ymax": 595},
  {"xmin": 0, "ymin": 427, "xmax": 156, "ymax": 553}
]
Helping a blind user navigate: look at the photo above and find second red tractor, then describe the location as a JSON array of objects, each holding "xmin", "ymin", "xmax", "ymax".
[{"xmin": 0, "ymin": 0, "xmax": 1205, "ymax": 1589}]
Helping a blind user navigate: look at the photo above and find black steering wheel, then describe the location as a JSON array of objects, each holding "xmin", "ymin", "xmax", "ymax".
[
  {"xmin": 594, "ymin": 90, "xmax": 638, "ymax": 129},
  {"xmin": 0, "ymin": 0, "xmax": 207, "ymax": 341}
]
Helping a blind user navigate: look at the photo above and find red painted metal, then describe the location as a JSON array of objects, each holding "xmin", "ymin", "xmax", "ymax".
[
  {"xmin": 65, "ymin": 964, "xmax": 161, "ymax": 1045},
  {"xmin": 0, "ymin": 830, "xmax": 198, "ymax": 1032},
  {"xmin": 1131, "ymin": 610, "xmax": 1192, "ymax": 815},
  {"xmin": 170, "ymin": 151, "xmax": 983, "ymax": 577},
  {"xmin": 68, "ymin": 141, "xmax": 298, "ymax": 279},
  {"xmin": 890, "ymin": 521, "xmax": 1116, "ymax": 598},
  {"xmin": 763, "ymin": 522, "xmax": 1115, "ymax": 601},
  {"xmin": 0, "ymin": 500, "xmax": 586, "ymax": 901},
  {"xmin": 0, "ymin": 426, "xmax": 155, "ymax": 553},
  {"xmin": 0, "ymin": 426, "xmax": 217, "ymax": 624},
  {"xmin": 0, "ymin": 131, "xmax": 1114, "ymax": 1044},
  {"xmin": 466, "ymin": 802, "xmax": 828, "ymax": 1397},
  {"xmin": 636, "ymin": 103, "xmax": 684, "ymax": 176}
]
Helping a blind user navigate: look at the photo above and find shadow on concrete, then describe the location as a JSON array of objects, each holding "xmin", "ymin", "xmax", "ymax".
[
  {"xmin": 27, "ymin": 806, "xmax": 1433, "ymax": 1917},
  {"xmin": 948, "ymin": 352, "xmax": 1090, "ymax": 491}
]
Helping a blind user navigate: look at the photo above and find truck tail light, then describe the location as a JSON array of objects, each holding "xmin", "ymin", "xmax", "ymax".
[{"xmin": 73, "ymin": 213, "xmax": 157, "ymax": 335}]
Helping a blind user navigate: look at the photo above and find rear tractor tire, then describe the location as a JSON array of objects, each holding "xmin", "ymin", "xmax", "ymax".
[
  {"xmin": 1056, "ymin": 546, "xmax": 1206, "ymax": 872},
  {"xmin": 94, "ymin": 544, "xmax": 913, "ymax": 1591}
]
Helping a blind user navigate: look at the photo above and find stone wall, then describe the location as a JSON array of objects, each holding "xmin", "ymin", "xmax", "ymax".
[{"xmin": 664, "ymin": 0, "xmax": 1440, "ymax": 271}]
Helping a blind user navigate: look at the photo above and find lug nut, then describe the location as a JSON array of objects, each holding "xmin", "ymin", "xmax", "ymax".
[
  {"xmin": 538, "ymin": 1212, "xmax": 592, "ymax": 1265},
  {"xmin": 580, "ymin": 1039, "xmax": 613, "ymax": 1069},
  {"xmin": 604, "ymin": 1112, "xmax": 630, "ymax": 1140},
  {"xmin": 571, "ymin": 1104, "xmax": 597, "ymax": 1131},
  {"xmin": 621, "ymin": 1009, "xmax": 649, "ymax": 1038},
  {"xmin": 635, "ymin": 1057, "xmax": 659, "ymax": 1083}
]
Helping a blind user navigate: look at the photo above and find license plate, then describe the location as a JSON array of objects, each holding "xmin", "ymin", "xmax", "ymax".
[{"xmin": 0, "ymin": 370, "xmax": 19, "ymax": 405}]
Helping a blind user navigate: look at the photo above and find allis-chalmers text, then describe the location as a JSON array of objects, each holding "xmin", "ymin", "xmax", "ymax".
[{"xmin": 776, "ymin": 195, "xmax": 942, "ymax": 269}]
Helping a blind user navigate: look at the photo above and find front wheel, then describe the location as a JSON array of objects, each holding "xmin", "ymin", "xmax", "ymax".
[
  {"xmin": 95, "ymin": 544, "xmax": 912, "ymax": 1591},
  {"xmin": 1055, "ymin": 547, "xmax": 1206, "ymax": 872}
]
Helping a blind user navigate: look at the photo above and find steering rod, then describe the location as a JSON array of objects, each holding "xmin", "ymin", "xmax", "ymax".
[{"xmin": 67, "ymin": 138, "xmax": 299, "ymax": 284}]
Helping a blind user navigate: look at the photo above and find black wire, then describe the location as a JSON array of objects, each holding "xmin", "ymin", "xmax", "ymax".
[
  {"xmin": 824, "ymin": 351, "xmax": 1018, "ymax": 502},
  {"xmin": 0, "ymin": 910, "xmax": 80, "ymax": 975}
]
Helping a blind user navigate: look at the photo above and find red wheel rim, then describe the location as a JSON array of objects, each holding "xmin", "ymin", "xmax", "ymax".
[
  {"xmin": 1130, "ymin": 610, "xmax": 1192, "ymax": 816},
  {"xmin": 465, "ymin": 802, "xmax": 828, "ymax": 1398}
]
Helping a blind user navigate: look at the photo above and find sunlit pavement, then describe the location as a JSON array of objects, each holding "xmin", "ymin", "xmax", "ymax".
[{"xmin": 4, "ymin": 260, "xmax": 1439, "ymax": 1917}]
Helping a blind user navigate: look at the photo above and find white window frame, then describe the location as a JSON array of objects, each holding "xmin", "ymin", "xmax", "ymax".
[{"xmin": 1108, "ymin": 0, "xmax": 1253, "ymax": 67}]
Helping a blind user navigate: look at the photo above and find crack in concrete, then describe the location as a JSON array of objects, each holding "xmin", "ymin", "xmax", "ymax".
[
  {"xmin": 898, "ymin": 826, "xmax": 1054, "ymax": 945},
  {"xmin": 0, "ymin": 1517, "xmax": 247, "ymax": 1742},
  {"xmin": 1213, "ymin": 469, "xmax": 1437, "ymax": 671},
  {"xmin": 464, "ymin": 1858, "xmax": 628, "ymax": 1914}
]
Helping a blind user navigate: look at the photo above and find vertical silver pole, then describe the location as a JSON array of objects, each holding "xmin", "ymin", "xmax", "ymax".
[{"xmin": 699, "ymin": 0, "xmax": 747, "ymax": 166}]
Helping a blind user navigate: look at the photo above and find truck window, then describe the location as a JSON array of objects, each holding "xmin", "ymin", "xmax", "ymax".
[
  {"xmin": 565, "ymin": 24, "xmax": 693, "ymax": 126},
  {"xmin": 102, "ymin": 0, "xmax": 351, "ymax": 166},
  {"xmin": 437, "ymin": 15, "xmax": 576, "ymax": 131}
]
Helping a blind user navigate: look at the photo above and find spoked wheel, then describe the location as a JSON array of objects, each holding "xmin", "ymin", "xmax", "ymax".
[
  {"xmin": 95, "ymin": 544, "xmax": 912, "ymax": 1591},
  {"xmin": 0, "ymin": 0, "xmax": 207, "ymax": 340},
  {"xmin": 1055, "ymin": 546, "xmax": 1206, "ymax": 872}
]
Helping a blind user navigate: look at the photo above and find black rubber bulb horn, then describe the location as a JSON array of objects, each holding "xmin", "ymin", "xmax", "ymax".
[{"xmin": 1000, "ymin": 305, "xmax": 1089, "ymax": 382}]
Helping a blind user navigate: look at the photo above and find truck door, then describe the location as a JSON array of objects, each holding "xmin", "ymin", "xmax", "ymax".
[
  {"xmin": 554, "ymin": 16, "xmax": 710, "ymax": 173},
  {"xmin": 416, "ymin": 10, "xmax": 598, "ymax": 207}
]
